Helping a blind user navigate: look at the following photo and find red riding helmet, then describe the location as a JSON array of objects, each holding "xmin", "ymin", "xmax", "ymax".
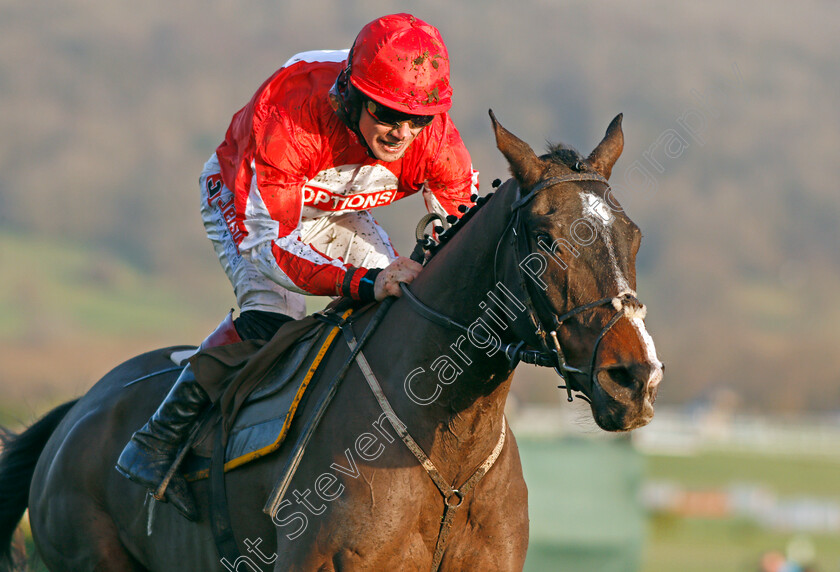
[{"xmin": 349, "ymin": 14, "xmax": 452, "ymax": 115}]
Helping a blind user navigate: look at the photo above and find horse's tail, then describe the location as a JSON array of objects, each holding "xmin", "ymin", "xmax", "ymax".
[{"xmin": 0, "ymin": 399, "xmax": 78, "ymax": 571}]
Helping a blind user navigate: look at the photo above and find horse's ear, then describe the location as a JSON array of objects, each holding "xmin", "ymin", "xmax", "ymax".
[
  {"xmin": 489, "ymin": 109, "xmax": 544, "ymax": 191},
  {"xmin": 587, "ymin": 113, "xmax": 624, "ymax": 180}
]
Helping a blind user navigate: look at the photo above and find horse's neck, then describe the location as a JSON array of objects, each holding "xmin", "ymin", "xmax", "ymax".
[{"xmin": 374, "ymin": 184, "xmax": 518, "ymax": 481}]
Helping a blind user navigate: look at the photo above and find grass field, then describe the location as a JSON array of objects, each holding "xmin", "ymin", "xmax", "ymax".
[
  {"xmin": 520, "ymin": 437, "xmax": 644, "ymax": 572},
  {"xmin": 0, "ymin": 231, "xmax": 234, "ymax": 427},
  {"xmin": 642, "ymin": 450, "xmax": 840, "ymax": 572},
  {"xmin": 519, "ymin": 437, "xmax": 840, "ymax": 572},
  {"xmin": 645, "ymin": 516, "xmax": 840, "ymax": 572}
]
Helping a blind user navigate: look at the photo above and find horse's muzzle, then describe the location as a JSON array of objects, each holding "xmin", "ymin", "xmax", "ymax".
[{"xmin": 590, "ymin": 361, "xmax": 662, "ymax": 431}]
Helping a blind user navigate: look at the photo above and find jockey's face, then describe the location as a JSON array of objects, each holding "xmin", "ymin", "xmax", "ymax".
[{"xmin": 358, "ymin": 106, "xmax": 425, "ymax": 162}]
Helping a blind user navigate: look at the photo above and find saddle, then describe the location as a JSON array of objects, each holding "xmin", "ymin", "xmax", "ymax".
[{"xmin": 179, "ymin": 304, "xmax": 353, "ymax": 481}]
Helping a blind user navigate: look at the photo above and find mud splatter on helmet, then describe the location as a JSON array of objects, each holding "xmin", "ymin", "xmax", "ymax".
[{"xmin": 349, "ymin": 13, "xmax": 452, "ymax": 115}]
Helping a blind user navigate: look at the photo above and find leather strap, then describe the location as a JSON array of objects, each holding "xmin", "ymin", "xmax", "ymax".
[
  {"xmin": 509, "ymin": 172, "xmax": 608, "ymax": 212},
  {"xmin": 341, "ymin": 324, "xmax": 507, "ymax": 572},
  {"xmin": 398, "ymin": 283, "xmax": 556, "ymax": 369},
  {"xmin": 210, "ymin": 423, "xmax": 241, "ymax": 564},
  {"xmin": 263, "ymin": 303, "xmax": 389, "ymax": 518}
]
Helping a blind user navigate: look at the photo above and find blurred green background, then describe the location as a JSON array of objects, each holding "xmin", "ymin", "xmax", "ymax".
[
  {"xmin": 2, "ymin": 0, "xmax": 838, "ymax": 570},
  {"xmin": 513, "ymin": 416, "xmax": 840, "ymax": 571}
]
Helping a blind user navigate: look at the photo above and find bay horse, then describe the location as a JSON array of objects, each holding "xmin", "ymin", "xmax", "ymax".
[{"xmin": 0, "ymin": 112, "xmax": 662, "ymax": 571}]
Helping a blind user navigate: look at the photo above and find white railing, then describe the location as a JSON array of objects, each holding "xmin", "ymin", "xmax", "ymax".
[{"xmin": 507, "ymin": 402, "xmax": 840, "ymax": 458}]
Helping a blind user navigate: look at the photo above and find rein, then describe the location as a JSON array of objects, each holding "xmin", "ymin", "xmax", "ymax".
[{"xmin": 398, "ymin": 283, "xmax": 555, "ymax": 368}]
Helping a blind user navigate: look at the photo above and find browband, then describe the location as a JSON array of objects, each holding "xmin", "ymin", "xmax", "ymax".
[{"xmin": 510, "ymin": 172, "xmax": 609, "ymax": 212}]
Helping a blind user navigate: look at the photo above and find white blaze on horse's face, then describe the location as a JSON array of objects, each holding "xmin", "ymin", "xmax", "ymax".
[
  {"xmin": 580, "ymin": 191, "xmax": 663, "ymax": 391},
  {"xmin": 579, "ymin": 192, "xmax": 629, "ymax": 294},
  {"xmin": 616, "ymin": 300, "xmax": 664, "ymax": 391},
  {"xmin": 582, "ymin": 193, "xmax": 614, "ymax": 224},
  {"xmin": 632, "ymin": 316, "xmax": 664, "ymax": 389}
]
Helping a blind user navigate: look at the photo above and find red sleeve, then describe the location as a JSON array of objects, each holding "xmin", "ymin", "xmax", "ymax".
[
  {"xmin": 237, "ymin": 108, "xmax": 373, "ymax": 300},
  {"xmin": 422, "ymin": 115, "xmax": 479, "ymax": 217}
]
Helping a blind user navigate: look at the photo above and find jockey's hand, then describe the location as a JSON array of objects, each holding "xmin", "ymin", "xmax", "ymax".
[{"xmin": 374, "ymin": 257, "xmax": 424, "ymax": 301}]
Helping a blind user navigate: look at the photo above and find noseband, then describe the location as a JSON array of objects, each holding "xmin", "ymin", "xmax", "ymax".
[{"xmin": 401, "ymin": 172, "xmax": 647, "ymax": 402}]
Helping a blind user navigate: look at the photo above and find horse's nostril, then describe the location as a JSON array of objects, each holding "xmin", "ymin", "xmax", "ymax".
[
  {"xmin": 600, "ymin": 362, "xmax": 661, "ymax": 392},
  {"xmin": 603, "ymin": 365, "xmax": 636, "ymax": 389}
]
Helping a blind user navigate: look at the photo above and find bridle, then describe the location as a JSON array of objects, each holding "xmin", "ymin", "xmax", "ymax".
[
  {"xmin": 401, "ymin": 171, "xmax": 647, "ymax": 402},
  {"xmin": 263, "ymin": 172, "xmax": 646, "ymax": 571}
]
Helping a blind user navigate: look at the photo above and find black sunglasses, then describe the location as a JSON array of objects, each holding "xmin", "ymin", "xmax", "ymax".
[{"xmin": 365, "ymin": 99, "xmax": 435, "ymax": 130}]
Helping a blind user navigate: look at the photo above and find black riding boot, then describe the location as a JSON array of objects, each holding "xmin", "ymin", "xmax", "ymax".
[
  {"xmin": 116, "ymin": 312, "xmax": 242, "ymax": 520},
  {"xmin": 115, "ymin": 363, "xmax": 208, "ymax": 521}
]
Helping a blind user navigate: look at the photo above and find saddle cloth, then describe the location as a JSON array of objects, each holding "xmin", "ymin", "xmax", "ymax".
[{"xmin": 181, "ymin": 308, "xmax": 351, "ymax": 481}]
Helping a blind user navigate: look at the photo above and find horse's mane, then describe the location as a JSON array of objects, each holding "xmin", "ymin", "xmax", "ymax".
[
  {"xmin": 427, "ymin": 180, "xmax": 499, "ymax": 259},
  {"xmin": 427, "ymin": 142, "xmax": 584, "ymax": 260},
  {"xmin": 542, "ymin": 141, "xmax": 585, "ymax": 168}
]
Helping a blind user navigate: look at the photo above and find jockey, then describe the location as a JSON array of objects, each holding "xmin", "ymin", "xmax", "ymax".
[{"xmin": 116, "ymin": 13, "xmax": 478, "ymax": 520}]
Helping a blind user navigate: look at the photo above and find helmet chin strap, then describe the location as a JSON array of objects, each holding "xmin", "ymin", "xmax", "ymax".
[{"xmin": 329, "ymin": 65, "xmax": 378, "ymax": 160}]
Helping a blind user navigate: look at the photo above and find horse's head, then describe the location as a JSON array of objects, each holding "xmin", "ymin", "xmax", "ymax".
[{"xmin": 490, "ymin": 111, "xmax": 663, "ymax": 431}]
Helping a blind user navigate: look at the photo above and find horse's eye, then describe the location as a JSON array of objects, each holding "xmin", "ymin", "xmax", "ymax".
[{"xmin": 534, "ymin": 232, "xmax": 552, "ymax": 246}]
